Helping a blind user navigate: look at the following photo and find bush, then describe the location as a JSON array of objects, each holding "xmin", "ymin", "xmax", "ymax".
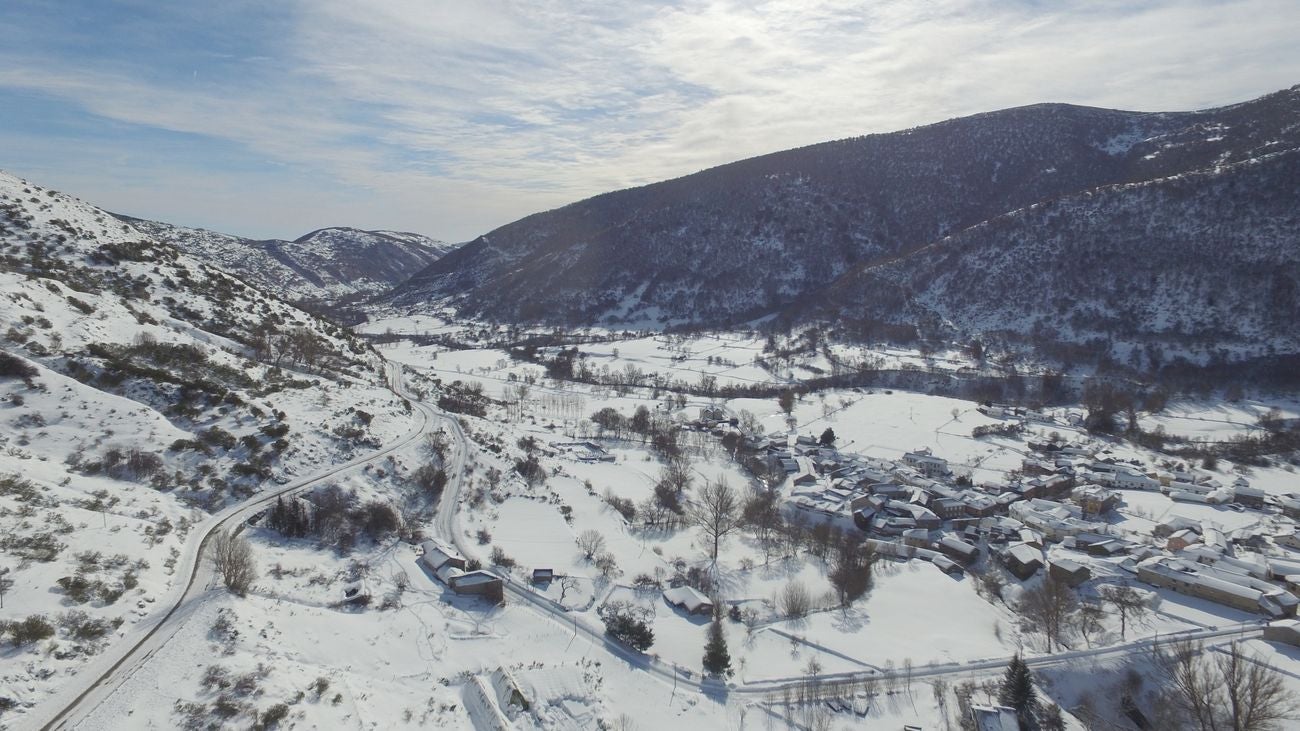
[
  {"xmin": 357, "ymin": 501, "xmax": 400, "ymax": 538},
  {"xmin": 59, "ymin": 610, "xmax": 114, "ymax": 641},
  {"xmin": 8, "ymin": 615, "xmax": 55, "ymax": 646},
  {"xmin": 0, "ymin": 351, "xmax": 37, "ymax": 380},
  {"xmin": 777, "ymin": 580, "xmax": 811, "ymax": 619},
  {"xmin": 199, "ymin": 426, "xmax": 238, "ymax": 450},
  {"xmin": 259, "ymin": 703, "xmax": 290, "ymax": 729},
  {"xmin": 599, "ymin": 601, "xmax": 654, "ymax": 651},
  {"xmin": 490, "ymin": 546, "xmax": 517, "ymax": 569}
]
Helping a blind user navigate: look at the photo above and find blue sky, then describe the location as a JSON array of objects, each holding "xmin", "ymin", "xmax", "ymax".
[{"xmin": 1, "ymin": 0, "xmax": 1298, "ymax": 242}]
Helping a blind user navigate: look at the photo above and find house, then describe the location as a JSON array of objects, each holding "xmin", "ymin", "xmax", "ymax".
[
  {"xmin": 700, "ymin": 405, "xmax": 727, "ymax": 422},
  {"xmin": 1072, "ymin": 485, "xmax": 1120, "ymax": 517},
  {"xmin": 1113, "ymin": 469, "xmax": 1160, "ymax": 491},
  {"xmin": 663, "ymin": 586, "xmax": 714, "ymax": 616},
  {"xmin": 1048, "ymin": 559, "xmax": 1091, "ymax": 587},
  {"xmin": 1002, "ymin": 543, "xmax": 1044, "ymax": 580},
  {"xmin": 937, "ymin": 535, "xmax": 980, "ymax": 565},
  {"xmin": 903, "ymin": 449, "xmax": 949, "ymax": 477},
  {"xmin": 421, "ymin": 539, "xmax": 466, "ymax": 573},
  {"xmin": 1282, "ymin": 496, "xmax": 1300, "ymax": 521},
  {"xmin": 971, "ymin": 704, "xmax": 1022, "ymax": 731},
  {"xmin": 903, "ymin": 528, "xmax": 931, "ymax": 549},
  {"xmin": 1136, "ymin": 556, "xmax": 1298, "ymax": 617},
  {"xmin": 1264, "ymin": 619, "xmax": 1300, "ymax": 647},
  {"xmin": 1166, "ymin": 528, "xmax": 1200, "ymax": 552},
  {"xmin": 963, "ymin": 494, "xmax": 1000, "ymax": 518},
  {"xmin": 1234, "ymin": 480, "xmax": 1266, "ymax": 508},
  {"xmin": 932, "ymin": 555, "xmax": 964, "ymax": 575},
  {"xmin": 932, "ymin": 497, "xmax": 967, "ymax": 520}
]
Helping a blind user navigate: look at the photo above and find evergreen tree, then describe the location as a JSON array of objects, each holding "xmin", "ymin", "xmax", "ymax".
[
  {"xmin": 819, "ymin": 427, "xmax": 837, "ymax": 446},
  {"xmin": 998, "ymin": 654, "xmax": 1038, "ymax": 725},
  {"xmin": 702, "ymin": 616, "xmax": 732, "ymax": 678}
]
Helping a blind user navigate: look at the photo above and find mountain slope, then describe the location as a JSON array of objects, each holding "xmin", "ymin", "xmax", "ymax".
[
  {"xmin": 809, "ymin": 148, "xmax": 1300, "ymax": 361},
  {"xmin": 0, "ymin": 169, "xmax": 418, "ymax": 718},
  {"xmin": 387, "ymin": 84, "xmax": 1300, "ymax": 346},
  {"xmin": 121, "ymin": 217, "xmax": 454, "ymax": 305}
]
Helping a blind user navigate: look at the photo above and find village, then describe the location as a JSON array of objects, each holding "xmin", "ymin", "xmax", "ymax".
[{"xmin": 371, "ymin": 323, "xmax": 1300, "ymax": 730}]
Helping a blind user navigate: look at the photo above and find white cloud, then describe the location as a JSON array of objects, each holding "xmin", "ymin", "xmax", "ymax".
[{"xmin": 2, "ymin": 0, "xmax": 1298, "ymax": 240}]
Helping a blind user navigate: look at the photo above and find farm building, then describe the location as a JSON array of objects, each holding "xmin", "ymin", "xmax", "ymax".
[
  {"xmin": 449, "ymin": 571, "xmax": 505, "ymax": 604},
  {"xmin": 421, "ymin": 539, "xmax": 466, "ymax": 573}
]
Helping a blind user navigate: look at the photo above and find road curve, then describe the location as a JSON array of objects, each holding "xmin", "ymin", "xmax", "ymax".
[{"xmin": 28, "ymin": 362, "xmax": 435, "ymax": 731}]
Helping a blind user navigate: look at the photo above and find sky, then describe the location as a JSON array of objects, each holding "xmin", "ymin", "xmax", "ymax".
[{"xmin": 1, "ymin": 1, "xmax": 1298, "ymax": 243}]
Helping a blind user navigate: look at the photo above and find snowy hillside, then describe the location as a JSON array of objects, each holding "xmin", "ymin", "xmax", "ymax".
[
  {"xmin": 811, "ymin": 148, "xmax": 1300, "ymax": 365},
  {"xmin": 0, "ymin": 169, "xmax": 416, "ymax": 721},
  {"xmin": 386, "ymin": 84, "xmax": 1300, "ymax": 359},
  {"xmin": 122, "ymin": 217, "xmax": 453, "ymax": 306}
]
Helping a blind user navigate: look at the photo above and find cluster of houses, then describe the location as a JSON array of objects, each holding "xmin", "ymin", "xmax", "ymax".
[{"xmin": 740, "ymin": 421, "xmax": 1300, "ymax": 619}]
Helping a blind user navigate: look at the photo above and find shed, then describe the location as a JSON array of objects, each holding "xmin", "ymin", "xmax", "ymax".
[{"xmin": 532, "ymin": 568, "xmax": 555, "ymax": 583}]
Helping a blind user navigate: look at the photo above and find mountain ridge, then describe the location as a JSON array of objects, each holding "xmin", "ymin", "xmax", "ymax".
[{"xmin": 383, "ymin": 84, "xmax": 1300, "ymax": 363}]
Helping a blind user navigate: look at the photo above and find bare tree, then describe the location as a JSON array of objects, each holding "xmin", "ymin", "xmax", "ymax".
[
  {"xmin": 1101, "ymin": 584, "xmax": 1151, "ymax": 640},
  {"xmin": 777, "ymin": 580, "xmax": 812, "ymax": 619},
  {"xmin": 208, "ymin": 529, "xmax": 257, "ymax": 596},
  {"xmin": 1154, "ymin": 639, "xmax": 1297, "ymax": 730},
  {"xmin": 1077, "ymin": 596, "xmax": 1107, "ymax": 648},
  {"xmin": 557, "ymin": 576, "xmax": 580, "ymax": 606},
  {"xmin": 0, "ymin": 567, "xmax": 12, "ymax": 609},
  {"xmin": 686, "ymin": 478, "xmax": 744, "ymax": 566},
  {"xmin": 576, "ymin": 529, "xmax": 606, "ymax": 560},
  {"xmin": 1019, "ymin": 574, "xmax": 1076, "ymax": 652}
]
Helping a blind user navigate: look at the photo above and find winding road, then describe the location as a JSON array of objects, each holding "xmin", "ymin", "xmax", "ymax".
[{"xmin": 29, "ymin": 363, "xmax": 440, "ymax": 731}]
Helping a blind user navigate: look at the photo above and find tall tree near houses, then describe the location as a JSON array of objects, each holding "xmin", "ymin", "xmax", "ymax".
[
  {"xmin": 686, "ymin": 478, "xmax": 744, "ymax": 567},
  {"xmin": 702, "ymin": 615, "xmax": 732, "ymax": 678},
  {"xmin": 1101, "ymin": 584, "xmax": 1151, "ymax": 640},
  {"xmin": 998, "ymin": 654, "xmax": 1038, "ymax": 726}
]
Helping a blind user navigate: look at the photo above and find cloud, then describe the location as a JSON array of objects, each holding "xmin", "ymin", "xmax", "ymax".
[{"xmin": 1, "ymin": 0, "xmax": 1297, "ymax": 240}]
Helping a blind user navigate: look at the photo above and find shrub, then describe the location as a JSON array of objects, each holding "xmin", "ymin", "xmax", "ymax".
[
  {"xmin": 199, "ymin": 427, "xmax": 238, "ymax": 450},
  {"xmin": 0, "ymin": 351, "xmax": 37, "ymax": 380},
  {"xmin": 66, "ymin": 296, "xmax": 95, "ymax": 314},
  {"xmin": 490, "ymin": 546, "xmax": 517, "ymax": 569},
  {"xmin": 777, "ymin": 580, "xmax": 811, "ymax": 619},
  {"xmin": 259, "ymin": 703, "xmax": 290, "ymax": 729},
  {"xmin": 59, "ymin": 610, "xmax": 114, "ymax": 641},
  {"xmin": 9, "ymin": 615, "xmax": 55, "ymax": 646},
  {"xmin": 599, "ymin": 601, "xmax": 654, "ymax": 651}
]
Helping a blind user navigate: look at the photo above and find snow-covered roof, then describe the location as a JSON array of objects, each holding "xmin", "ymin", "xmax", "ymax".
[{"xmin": 663, "ymin": 586, "xmax": 713, "ymax": 613}]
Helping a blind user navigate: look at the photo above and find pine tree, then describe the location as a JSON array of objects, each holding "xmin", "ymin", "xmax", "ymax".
[
  {"xmin": 819, "ymin": 427, "xmax": 836, "ymax": 446},
  {"xmin": 702, "ymin": 617, "xmax": 732, "ymax": 678},
  {"xmin": 998, "ymin": 654, "xmax": 1038, "ymax": 724}
]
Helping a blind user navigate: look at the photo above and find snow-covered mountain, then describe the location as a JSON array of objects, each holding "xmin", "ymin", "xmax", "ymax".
[
  {"xmin": 121, "ymin": 217, "xmax": 455, "ymax": 306},
  {"xmin": 0, "ymin": 169, "xmax": 417, "ymax": 717},
  {"xmin": 386, "ymin": 84, "xmax": 1300, "ymax": 360}
]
